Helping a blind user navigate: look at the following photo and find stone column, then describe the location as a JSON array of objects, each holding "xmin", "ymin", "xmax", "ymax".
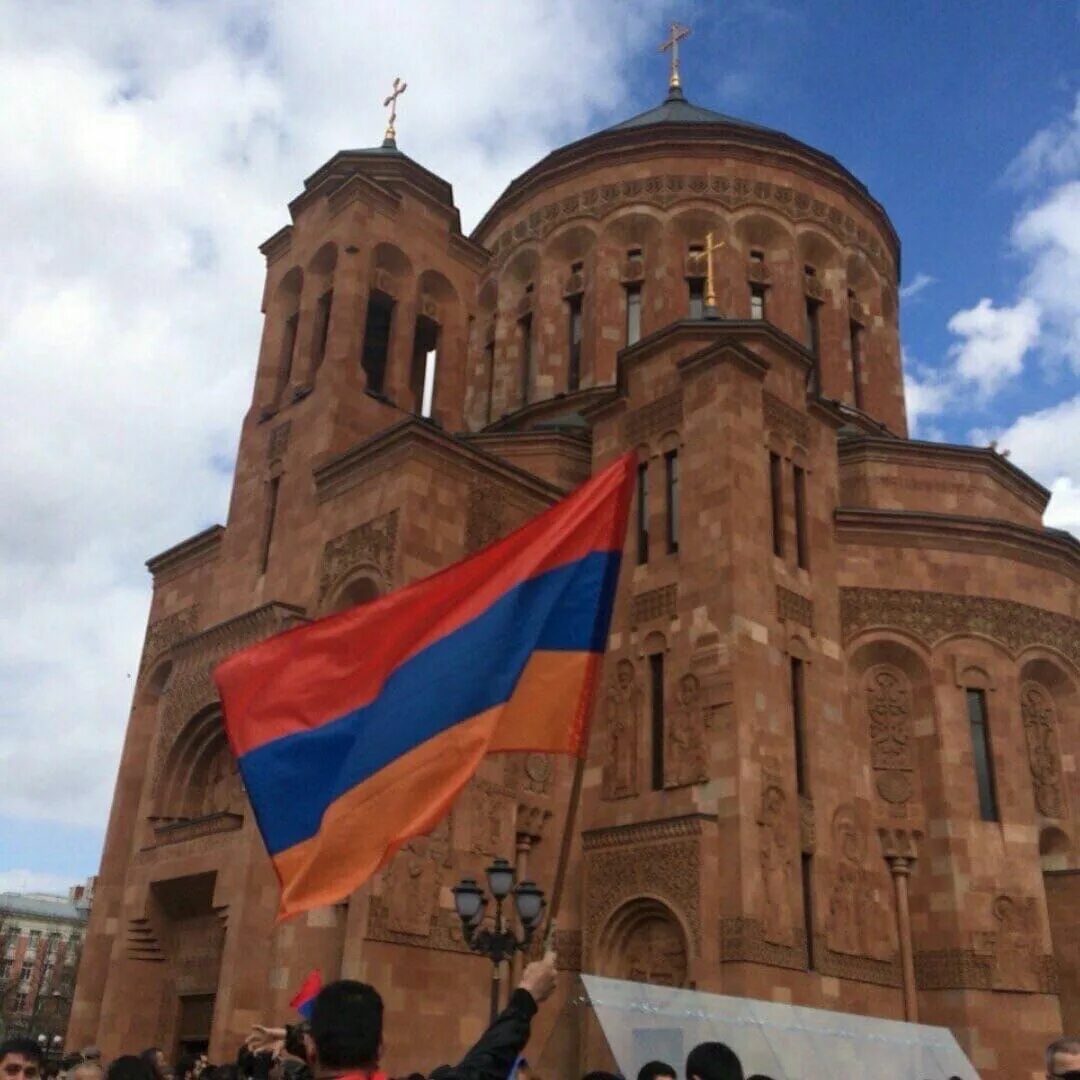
[{"xmin": 880, "ymin": 828, "xmax": 922, "ymax": 1022}]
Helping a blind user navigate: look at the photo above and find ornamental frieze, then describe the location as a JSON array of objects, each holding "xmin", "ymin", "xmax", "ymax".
[
  {"xmin": 319, "ymin": 510, "xmax": 399, "ymax": 600},
  {"xmin": 491, "ymin": 173, "xmax": 890, "ymax": 273},
  {"xmin": 138, "ymin": 605, "xmax": 199, "ymax": 682},
  {"xmin": 840, "ymin": 587, "xmax": 1080, "ymax": 669}
]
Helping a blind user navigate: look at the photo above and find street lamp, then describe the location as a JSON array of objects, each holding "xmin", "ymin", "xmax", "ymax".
[{"xmin": 452, "ymin": 858, "xmax": 547, "ymax": 1022}]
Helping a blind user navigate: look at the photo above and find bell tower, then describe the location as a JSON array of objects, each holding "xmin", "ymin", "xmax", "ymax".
[{"xmin": 221, "ymin": 89, "xmax": 487, "ymax": 600}]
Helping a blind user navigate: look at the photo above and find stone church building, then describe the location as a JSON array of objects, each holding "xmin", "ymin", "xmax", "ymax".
[{"xmin": 69, "ymin": 59, "xmax": 1079, "ymax": 1079}]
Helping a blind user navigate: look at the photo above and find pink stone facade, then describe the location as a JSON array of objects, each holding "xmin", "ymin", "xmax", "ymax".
[{"xmin": 69, "ymin": 108, "xmax": 1079, "ymax": 1080}]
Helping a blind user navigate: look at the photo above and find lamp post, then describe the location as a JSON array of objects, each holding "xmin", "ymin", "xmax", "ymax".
[{"xmin": 451, "ymin": 857, "xmax": 547, "ymax": 1023}]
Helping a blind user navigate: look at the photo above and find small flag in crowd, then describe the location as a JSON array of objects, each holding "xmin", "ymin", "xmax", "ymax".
[
  {"xmin": 215, "ymin": 452, "xmax": 635, "ymax": 920},
  {"xmin": 290, "ymin": 969, "xmax": 322, "ymax": 1020}
]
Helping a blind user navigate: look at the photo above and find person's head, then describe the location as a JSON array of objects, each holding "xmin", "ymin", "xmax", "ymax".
[
  {"xmin": 138, "ymin": 1051, "xmax": 166, "ymax": 1080},
  {"xmin": 686, "ymin": 1042, "xmax": 744, "ymax": 1080},
  {"xmin": 175, "ymin": 1057, "xmax": 198, "ymax": 1080},
  {"xmin": 1, "ymin": 1042, "xmax": 45, "ymax": 1080},
  {"xmin": 69, "ymin": 1063, "xmax": 103, "ymax": 1080},
  {"xmin": 637, "ymin": 1063, "xmax": 675, "ymax": 1080},
  {"xmin": 1048, "ymin": 1038, "xmax": 1080, "ymax": 1078},
  {"xmin": 106, "ymin": 1058, "xmax": 156, "ymax": 1080},
  {"xmin": 304, "ymin": 980, "xmax": 384, "ymax": 1072}
]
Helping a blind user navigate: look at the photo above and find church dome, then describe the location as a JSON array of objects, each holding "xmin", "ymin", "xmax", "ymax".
[{"xmin": 472, "ymin": 83, "xmax": 899, "ymax": 268}]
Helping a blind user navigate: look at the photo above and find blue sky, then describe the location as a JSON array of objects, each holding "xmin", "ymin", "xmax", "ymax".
[{"xmin": 0, "ymin": 0, "xmax": 1077, "ymax": 894}]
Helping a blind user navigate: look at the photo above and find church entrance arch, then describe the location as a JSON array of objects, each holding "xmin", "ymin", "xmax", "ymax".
[{"xmin": 596, "ymin": 897, "xmax": 689, "ymax": 987}]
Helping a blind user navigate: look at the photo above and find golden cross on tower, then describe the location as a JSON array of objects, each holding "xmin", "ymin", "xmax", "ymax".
[
  {"xmin": 659, "ymin": 22, "xmax": 691, "ymax": 93},
  {"xmin": 383, "ymin": 76, "xmax": 407, "ymax": 144},
  {"xmin": 704, "ymin": 231, "xmax": 725, "ymax": 315}
]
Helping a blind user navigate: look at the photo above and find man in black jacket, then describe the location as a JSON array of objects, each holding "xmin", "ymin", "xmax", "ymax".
[{"xmin": 296, "ymin": 951, "xmax": 557, "ymax": 1080}]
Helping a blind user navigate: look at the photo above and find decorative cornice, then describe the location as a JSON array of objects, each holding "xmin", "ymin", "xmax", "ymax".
[
  {"xmin": 170, "ymin": 601, "xmax": 308, "ymax": 668},
  {"xmin": 835, "ymin": 509, "xmax": 1080, "ymax": 579},
  {"xmin": 313, "ymin": 417, "xmax": 564, "ymax": 505},
  {"xmin": 146, "ymin": 526, "xmax": 225, "ymax": 584},
  {"xmin": 839, "ymin": 587, "xmax": 1080, "ymax": 669},
  {"xmin": 151, "ymin": 812, "xmax": 243, "ymax": 847},
  {"xmin": 583, "ymin": 813, "xmax": 717, "ymax": 850},
  {"xmin": 480, "ymin": 385, "xmax": 614, "ymax": 434},
  {"xmin": 258, "ymin": 225, "xmax": 293, "ymax": 266},
  {"xmin": 838, "ymin": 434, "xmax": 1050, "ymax": 513},
  {"xmin": 474, "ymin": 156, "xmax": 898, "ymax": 278}
]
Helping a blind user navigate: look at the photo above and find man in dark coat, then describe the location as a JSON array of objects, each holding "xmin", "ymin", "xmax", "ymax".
[{"xmin": 299, "ymin": 951, "xmax": 557, "ymax": 1080}]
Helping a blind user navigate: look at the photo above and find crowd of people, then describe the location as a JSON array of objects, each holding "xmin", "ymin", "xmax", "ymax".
[{"xmin": 1, "ymin": 953, "xmax": 1079, "ymax": 1080}]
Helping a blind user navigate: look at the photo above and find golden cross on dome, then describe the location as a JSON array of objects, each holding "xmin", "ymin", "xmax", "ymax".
[
  {"xmin": 704, "ymin": 231, "xmax": 725, "ymax": 313},
  {"xmin": 659, "ymin": 22, "xmax": 691, "ymax": 92},
  {"xmin": 383, "ymin": 76, "xmax": 407, "ymax": 143}
]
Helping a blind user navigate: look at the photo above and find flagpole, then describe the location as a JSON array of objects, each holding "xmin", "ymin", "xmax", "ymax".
[{"xmin": 543, "ymin": 752, "xmax": 587, "ymax": 955}]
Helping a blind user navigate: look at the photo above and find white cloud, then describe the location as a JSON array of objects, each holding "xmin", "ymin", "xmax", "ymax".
[
  {"xmin": 0, "ymin": 870, "xmax": 81, "ymax": 897},
  {"xmin": 899, "ymin": 271, "xmax": 937, "ymax": 301},
  {"xmin": 941, "ymin": 92, "xmax": 1080, "ymax": 400},
  {"xmin": 902, "ymin": 349, "xmax": 952, "ymax": 439},
  {"xmin": 978, "ymin": 395, "xmax": 1080, "ymax": 535},
  {"xmin": 1006, "ymin": 92, "xmax": 1080, "ymax": 188},
  {"xmin": 0, "ymin": 0, "xmax": 670, "ymax": 835},
  {"xmin": 946, "ymin": 297, "xmax": 1041, "ymax": 398}
]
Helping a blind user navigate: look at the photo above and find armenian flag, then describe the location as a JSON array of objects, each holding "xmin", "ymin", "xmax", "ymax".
[
  {"xmin": 214, "ymin": 452, "xmax": 635, "ymax": 920},
  {"xmin": 290, "ymin": 969, "xmax": 322, "ymax": 1020}
]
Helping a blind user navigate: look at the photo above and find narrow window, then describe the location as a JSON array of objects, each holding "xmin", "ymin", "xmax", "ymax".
[
  {"xmin": 361, "ymin": 290, "xmax": 394, "ymax": 397},
  {"xmin": 849, "ymin": 318, "xmax": 864, "ymax": 409},
  {"xmin": 791, "ymin": 656, "xmax": 808, "ymax": 796},
  {"xmin": 650, "ymin": 651, "xmax": 665, "ymax": 791},
  {"xmin": 275, "ymin": 312, "xmax": 299, "ymax": 402},
  {"xmin": 802, "ymin": 853, "xmax": 815, "ymax": 969},
  {"xmin": 805, "ymin": 297, "xmax": 821, "ymax": 358},
  {"xmin": 793, "ymin": 464, "xmax": 809, "ymax": 570},
  {"xmin": 409, "ymin": 315, "xmax": 439, "ymax": 417},
  {"xmin": 664, "ymin": 450, "xmax": 679, "ymax": 554},
  {"xmin": 519, "ymin": 313, "xmax": 533, "ymax": 406},
  {"xmin": 625, "ymin": 284, "xmax": 642, "ymax": 346},
  {"xmin": 967, "ymin": 689, "xmax": 999, "ymax": 822},
  {"xmin": 260, "ymin": 475, "xmax": 281, "ymax": 575},
  {"xmin": 312, "ymin": 289, "xmax": 334, "ymax": 373},
  {"xmin": 769, "ymin": 452, "xmax": 784, "ymax": 557},
  {"xmin": 484, "ymin": 339, "xmax": 496, "ymax": 425},
  {"xmin": 688, "ymin": 244, "xmax": 705, "ymax": 319},
  {"xmin": 636, "ymin": 461, "xmax": 649, "ymax": 565},
  {"xmin": 567, "ymin": 293, "xmax": 583, "ymax": 391},
  {"xmin": 750, "ymin": 284, "xmax": 766, "ymax": 321}
]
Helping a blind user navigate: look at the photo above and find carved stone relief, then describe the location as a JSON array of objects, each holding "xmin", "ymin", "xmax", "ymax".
[
  {"xmin": 989, "ymin": 894, "xmax": 1041, "ymax": 992},
  {"xmin": 763, "ymin": 391, "xmax": 811, "ymax": 448},
  {"xmin": 624, "ymin": 392, "xmax": 683, "ymax": 445},
  {"xmin": 505, "ymin": 752, "xmax": 554, "ymax": 798},
  {"xmin": 757, "ymin": 778, "xmax": 794, "ymax": 946},
  {"xmin": 467, "ymin": 778, "xmax": 514, "ymax": 857},
  {"xmin": 622, "ymin": 915, "xmax": 688, "ymax": 987},
  {"xmin": 1021, "ymin": 682, "xmax": 1065, "ymax": 818},
  {"xmin": 602, "ymin": 659, "xmax": 641, "ymax": 800},
  {"xmin": 138, "ymin": 605, "xmax": 199, "ymax": 682},
  {"xmin": 465, "ymin": 477, "xmax": 506, "ymax": 554},
  {"xmin": 632, "ymin": 584, "xmax": 678, "ymax": 626},
  {"xmin": 665, "ymin": 673, "xmax": 708, "ymax": 788},
  {"xmin": 776, "ymin": 586, "xmax": 814, "ymax": 629},
  {"xmin": 319, "ymin": 510, "xmax": 398, "ymax": 600},
  {"xmin": 376, "ymin": 815, "xmax": 452, "ymax": 940},
  {"xmin": 825, "ymin": 804, "xmax": 890, "ymax": 960},
  {"xmin": 152, "ymin": 602, "xmax": 308, "ymax": 789},
  {"xmin": 864, "ymin": 665, "xmax": 915, "ymax": 813},
  {"xmin": 840, "ymin": 587, "xmax": 1080, "ymax": 670},
  {"xmin": 584, "ymin": 815, "xmax": 708, "ymax": 956}
]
